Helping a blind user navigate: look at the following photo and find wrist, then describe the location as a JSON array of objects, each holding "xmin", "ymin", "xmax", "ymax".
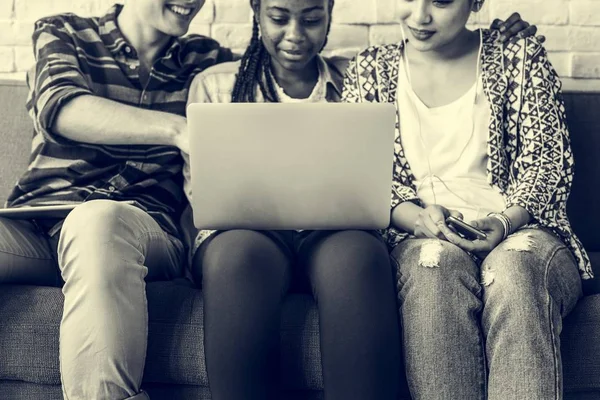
[
  {"xmin": 391, "ymin": 201, "xmax": 423, "ymax": 235},
  {"xmin": 487, "ymin": 212, "xmax": 512, "ymax": 240},
  {"xmin": 502, "ymin": 205, "xmax": 531, "ymax": 232},
  {"xmin": 166, "ymin": 115, "xmax": 187, "ymax": 149}
]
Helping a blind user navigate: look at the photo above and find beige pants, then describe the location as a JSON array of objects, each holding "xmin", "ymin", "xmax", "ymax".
[{"xmin": 0, "ymin": 200, "xmax": 184, "ymax": 399}]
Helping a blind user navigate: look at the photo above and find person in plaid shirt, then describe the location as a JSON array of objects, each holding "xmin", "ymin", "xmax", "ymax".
[{"xmin": 0, "ymin": 1, "xmax": 230, "ymax": 398}]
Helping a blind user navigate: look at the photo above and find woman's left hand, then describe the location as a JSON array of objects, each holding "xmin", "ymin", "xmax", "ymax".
[
  {"xmin": 447, "ymin": 217, "xmax": 505, "ymax": 259},
  {"xmin": 491, "ymin": 12, "xmax": 546, "ymax": 44}
]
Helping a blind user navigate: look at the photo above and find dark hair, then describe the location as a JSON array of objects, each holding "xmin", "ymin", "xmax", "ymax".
[{"xmin": 231, "ymin": 0, "xmax": 335, "ymax": 103}]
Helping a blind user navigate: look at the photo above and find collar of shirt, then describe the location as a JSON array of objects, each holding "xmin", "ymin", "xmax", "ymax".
[
  {"xmin": 316, "ymin": 55, "xmax": 345, "ymax": 101},
  {"xmin": 190, "ymin": 54, "xmax": 346, "ymax": 104},
  {"xmin": 262, "ymin": 55, "xmax": 344, "ymax": 102},
  {"xmin": 252, "ymin": 55, "xmax": 343, "ymax": 102}
]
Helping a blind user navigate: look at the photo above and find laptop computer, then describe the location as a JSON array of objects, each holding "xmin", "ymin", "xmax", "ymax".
[{"xmin": 187, "ymin": 103, "xmax": 396, "ymax": 230}]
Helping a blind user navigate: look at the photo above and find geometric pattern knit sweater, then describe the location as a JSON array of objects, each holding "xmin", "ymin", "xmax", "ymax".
[{"xmin": 341, "ymin": 28, "xmax": 592, "ymax": 280}]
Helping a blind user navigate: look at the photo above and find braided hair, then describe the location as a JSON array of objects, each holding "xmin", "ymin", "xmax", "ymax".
[
  {"xmin": 472, "ymin": 0, "xmax": 485, "ymax": 11},
  {"xmin": 231, "ymin": 0, "xmax": 335, "ymax": 103}
]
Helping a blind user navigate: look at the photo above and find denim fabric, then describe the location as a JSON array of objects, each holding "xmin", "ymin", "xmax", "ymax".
[{"xmin": 392, "ymin": 228, "xmax": 582, "ymax": 400}]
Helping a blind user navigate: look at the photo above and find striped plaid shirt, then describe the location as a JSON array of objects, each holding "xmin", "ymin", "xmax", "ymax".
[{"xmin": 6, "ymin": 4, "xmax": 233, "ymax": 238}]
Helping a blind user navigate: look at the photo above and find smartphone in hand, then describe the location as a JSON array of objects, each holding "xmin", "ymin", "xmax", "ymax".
[{"xmin": 446, "ymin": 216, "xmax": 487, "ymax": 241}]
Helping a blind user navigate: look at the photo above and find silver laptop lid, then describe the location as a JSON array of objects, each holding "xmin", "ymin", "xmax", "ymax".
[{"xmin": 187, "ymin": 103, "xmax": 396, "ymax": 230}]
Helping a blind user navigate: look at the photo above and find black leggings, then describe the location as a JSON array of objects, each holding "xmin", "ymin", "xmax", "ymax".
[{"xmin": 192, "ymin": 229, "xmax": 401, "ymax": 400}]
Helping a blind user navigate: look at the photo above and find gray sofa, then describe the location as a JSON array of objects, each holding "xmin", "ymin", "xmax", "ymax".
[{"xmin": 0, "ymin": 79, "xmax": 599, "ymax": 399}]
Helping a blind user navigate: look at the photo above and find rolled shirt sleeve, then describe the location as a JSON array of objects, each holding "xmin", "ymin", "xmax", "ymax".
[{"xmin": 26, "ymin": 18, "xmax": 94, "ymax": 145}]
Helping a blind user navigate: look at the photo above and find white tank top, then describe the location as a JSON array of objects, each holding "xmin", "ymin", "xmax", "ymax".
[{"xmin": 396, "ymin": 34, "xmax": 506, "ymax": 223}]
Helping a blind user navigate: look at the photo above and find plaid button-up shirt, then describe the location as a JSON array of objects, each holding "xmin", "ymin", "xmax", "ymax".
[{"xmin": 7, "ymin": 4, "xmax": 233, "ymax": 239}]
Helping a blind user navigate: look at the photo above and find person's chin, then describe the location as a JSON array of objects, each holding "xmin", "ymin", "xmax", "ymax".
[
  {"xmin": 407, "ymin": 38, "xmax": 443, "ymax": 53},
  {"xmin": 277, "ymin": 51, "xmax": 313, "ymax": 70},
  {"xmin": 276, "ymin": 56, "xmax": 311, "ymax": 71},
  {"xmin": 162, "ymin": 23, "xmax": 190, "ymax": 38},
  {"xmin": 406, "ymin": 28, "xmax": 440, "ymax": 50},
  {"xmin": 163, "ymin": 12, "xmax": 196, "ymax": 36}
]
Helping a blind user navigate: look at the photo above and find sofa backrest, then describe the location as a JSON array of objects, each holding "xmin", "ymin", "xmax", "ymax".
[
  {"xmin": 0, "ymin": 79, "xmax": 598, "ymax": 292},
  {"xmin": 563, "ymin": 92, "xmax": 600, "ymax": 295},
  {"xmin": 0, "ymin": 80, "xmax": 30, "ymax": 207}
]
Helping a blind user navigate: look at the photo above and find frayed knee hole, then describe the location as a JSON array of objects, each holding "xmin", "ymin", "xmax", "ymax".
[
  {"xmin": 481, "ymin": 265, "xmax": 495, "ymax": 287},
  {"xmin": 501, "ymin": 232, "xmax": 536, "ymax": 252},
  {"xmin": 481, "ymin": 232, "xmax": 537, "ymax": 286},
  {"xmin": 418, "ymin": 240, "xmax": 444, "ymax": 268}
]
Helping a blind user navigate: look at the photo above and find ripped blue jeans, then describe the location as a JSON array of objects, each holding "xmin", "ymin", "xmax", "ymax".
[{"xmin": 391, "ymin": 228, "xmax": 582, "ymax": 400}]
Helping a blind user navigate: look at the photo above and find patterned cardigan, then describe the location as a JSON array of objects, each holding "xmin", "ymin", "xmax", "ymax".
[{"xmin": 341, "ymin": 29, "xmax": 592, "ymax": 280}]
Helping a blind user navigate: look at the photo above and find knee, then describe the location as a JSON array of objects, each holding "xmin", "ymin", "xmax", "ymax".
[
  {"xmin": 58, "ymin": 201, "xmax": 145, "ymax": 286},
  {"xmin": 481, "ymin": 240, "xmax": 551, "ymax": 303},
  {"xmin": 200, "ymin": 230, "xmax": 290, "ymax": 286},
  {"xmin": 310, "ymin": 230, "xmax": 390, "ymax": 281},
  {"xmin": 61, "ymin": 200, "xmax": 138, "ymax": 240},
  {"xmin": 393, "ymin": 239, "xmax": 479, "ymax": 291},
  {"xmin": 481, "ymin": 230, "xmax": 552, "ymax": 291}
]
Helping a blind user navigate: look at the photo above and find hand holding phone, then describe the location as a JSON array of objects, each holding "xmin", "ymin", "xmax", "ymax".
[{"xmin": 446, "ymin": 216, "xmax": 487, "ymax": 241}]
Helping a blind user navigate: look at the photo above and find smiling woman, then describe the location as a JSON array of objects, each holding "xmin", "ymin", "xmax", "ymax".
[{"xmin": 342, "ymin": 0, "xmax": 592, "ymax": 398}]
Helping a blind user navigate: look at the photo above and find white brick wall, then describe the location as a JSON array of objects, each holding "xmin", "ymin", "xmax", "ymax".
[{"xmin": 0, "ymin": 0, "xmax": 599, "ymax": 82}]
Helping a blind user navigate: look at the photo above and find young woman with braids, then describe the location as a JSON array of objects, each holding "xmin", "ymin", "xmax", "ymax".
[
  {"xmin": 181, "ymin": 1, "xmax": 541, "ymax": 398},
  {"xmin": 185, "ymin": 4, "xmax": 402, "ymax": 399}
]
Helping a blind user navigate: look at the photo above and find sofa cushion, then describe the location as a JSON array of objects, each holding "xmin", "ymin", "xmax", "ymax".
[
  {"xmin": 562, "ymin": 92, "xmax": 600, "ymax": 295},
  {"xmin": 564, "ymin": 92, "xmax": 600, "ymax": 255},
  {"xmin": 562, "ymin": 294, "xmax": 600, "ymax": 392},
  {"xmin": 0, "ymin": 281, "xmax": 324, "ymax": 390},
  {"xmin": 0, "ymin": 381, "xmax": 332, "ymax": 400},
  {"xmin": 1, "ymin": 282, "xmax": 599, "ymax": 396}
]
